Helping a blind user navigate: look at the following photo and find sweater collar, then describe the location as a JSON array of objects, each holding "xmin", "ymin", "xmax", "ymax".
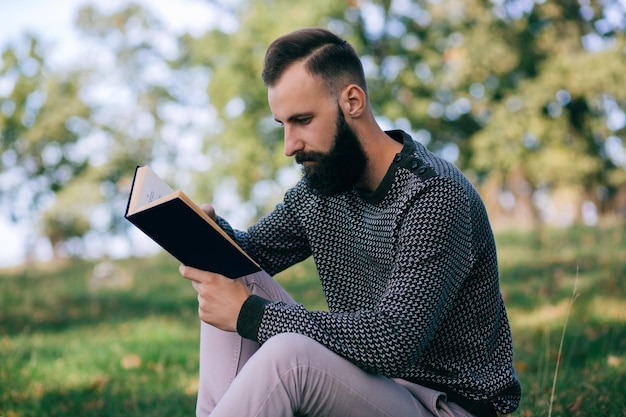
[{"xmin": 355, "ymin": 130, "xmax": 416, "ymax": 205}]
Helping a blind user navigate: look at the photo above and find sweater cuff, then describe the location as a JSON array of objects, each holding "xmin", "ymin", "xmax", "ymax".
[{"xmin": 237, "ymin": 295, "xmax": 270, "ymax": 342}]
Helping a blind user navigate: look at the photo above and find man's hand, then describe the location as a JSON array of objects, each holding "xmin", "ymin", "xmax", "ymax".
[{"xmin": 179, "ymin": 264, "xmax": 251, "ymax": 332}]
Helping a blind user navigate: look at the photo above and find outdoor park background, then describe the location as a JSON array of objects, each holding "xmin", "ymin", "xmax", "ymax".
[{"xmin": 1, "ymin": 0, "xmax": 625, "ymax": 415}]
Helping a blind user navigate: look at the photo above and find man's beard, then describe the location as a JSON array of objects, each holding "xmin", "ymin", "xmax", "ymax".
[{"xmin": 294, "ymin": 109, "xmax": 367, "ymax": 197}]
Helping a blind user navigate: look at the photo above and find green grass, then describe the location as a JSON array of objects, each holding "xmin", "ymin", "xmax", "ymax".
[
  {"xmin": 1, "ymin": 257, "xmax": 201, "ymax": 416},
  {"xmin": 495, "ymin": 225, "xmax": 626, "ymax": 416},
  {"xmin": 1, "ymin": 225, "xmax": 625, "ymax": 416}
]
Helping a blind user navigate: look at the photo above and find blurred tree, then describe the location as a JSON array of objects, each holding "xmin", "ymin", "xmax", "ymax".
[
  {"xmin": 2, "ymin": 0, "xmax": 624, "ymax": 263},
  {"xmin": 46, "ymin": 3, "xmax": 185, "ymax": 257},
  {"xmin": 467, "ymin": 0, "xmax": 626, "ymax": 227},
  {"xmin": 0, "ymin": 36, "xmax": 91, "ymax": 258},
  {"xmin": 341, "ymin": 0, "xmax": 626, "ymax": 227},
  {"xmin": 0, "ymin": 4, "xmax": 187, "ymax": 259}
]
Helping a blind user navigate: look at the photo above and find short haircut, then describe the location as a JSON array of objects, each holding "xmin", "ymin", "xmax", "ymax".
[{"xmin": 262, "ymin": 27, "xmax": 368, "ymax": 99}]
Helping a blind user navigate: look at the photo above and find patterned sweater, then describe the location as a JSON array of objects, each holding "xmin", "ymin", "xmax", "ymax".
[{"xmin": 220, "ymin": 130, "xmax": 521, "ymax": 414}]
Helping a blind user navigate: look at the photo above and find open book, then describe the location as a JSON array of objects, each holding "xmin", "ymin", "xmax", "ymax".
[{"xmin": 124, "ymin": 166, "xmax": 261, "ymax": 278}]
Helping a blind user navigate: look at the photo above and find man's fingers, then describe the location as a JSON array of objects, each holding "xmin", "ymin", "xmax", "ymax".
[
  {"xmin": 199, "ymin": 204, "xmax": 216, "ymax": 220},
  {"xmin": 179, "ymin": 264, "xmax": 204, "ymax": 282},
  {"xmin": 179, "ymin": 264, "xmax": 190, "ymax": 278},
  {"xmin": 179, "ymin": 264, "xmax": 225, "ymax": 286}
]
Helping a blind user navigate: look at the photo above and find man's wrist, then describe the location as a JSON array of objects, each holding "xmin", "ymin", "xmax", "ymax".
[{"xmin": 236, "ymin": 295, "xmax": 270, "ymax": 342}]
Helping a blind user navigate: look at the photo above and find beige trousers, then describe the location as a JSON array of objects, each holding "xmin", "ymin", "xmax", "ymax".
[{"xmin": 195, "ymin": 271, "xmax": 479, "ymax": 417}]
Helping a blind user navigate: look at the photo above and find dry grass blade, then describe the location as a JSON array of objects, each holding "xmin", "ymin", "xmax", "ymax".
[{"xmin": 547, "ymin": 268, "xmax": 580, "ymax": 417}]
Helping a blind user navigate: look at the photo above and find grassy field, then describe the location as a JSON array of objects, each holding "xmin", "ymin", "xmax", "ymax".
[{"xmin": 1, "ymin": 225, "xmax": 625, "ymax": 416}]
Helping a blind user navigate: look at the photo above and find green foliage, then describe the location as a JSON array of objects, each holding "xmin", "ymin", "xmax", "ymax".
[
  {"xmin": 0, "ymin": 257, "xmax": 200, "ymax": 416},
  {"xmin": 1, "ymin": 225, "xmax": 625, "ymax": 416},
  {"xmin": 1, "ymin": 0, "xmax": 625, "ymax": 258},
  {"xmin": 0, "ymin": 37, "xmax": 91, "ymax": 223},
  {"xmin": 348, "ymin": 0, "xmax": 626, "ymax": 224}
]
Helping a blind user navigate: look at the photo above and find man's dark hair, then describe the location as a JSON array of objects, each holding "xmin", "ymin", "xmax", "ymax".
[{"xmin": 262, "ymin": 27, "xmax": 368, "ymax": 99}]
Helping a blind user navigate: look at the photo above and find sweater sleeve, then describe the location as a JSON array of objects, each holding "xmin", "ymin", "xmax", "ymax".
[
  {"xmin": 237, "ymin": 295, "xmax": 271, "ymax": 340},
  {"xmin": 215, "ymin": 183, "xmax": 313, "ymax": 277}
]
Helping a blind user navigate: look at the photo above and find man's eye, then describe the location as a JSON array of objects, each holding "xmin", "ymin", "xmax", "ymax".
[{"xmin": 297, "ymin": 117, "xmax": 312, "ymax": 125}]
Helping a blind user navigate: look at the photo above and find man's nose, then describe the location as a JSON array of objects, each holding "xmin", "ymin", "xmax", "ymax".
[{"xmin": 283, "ymin": 125, "xmax": 304, "ymax": 157}]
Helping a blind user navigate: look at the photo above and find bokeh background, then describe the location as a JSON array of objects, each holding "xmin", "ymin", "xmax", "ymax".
[{"xmin": 1, "ymin": 0, "xmax": 625, "ymax": 415}]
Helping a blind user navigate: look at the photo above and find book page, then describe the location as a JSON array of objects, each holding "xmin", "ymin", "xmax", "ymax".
[{"xmin": 129, "ymin": 166, "xmax": 174, "ymax": 213}]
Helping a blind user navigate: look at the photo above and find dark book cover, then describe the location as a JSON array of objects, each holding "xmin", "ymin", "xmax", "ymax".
[{"xmin": 126, "ymin": 196, "xmax": 261, "ymax": 279}]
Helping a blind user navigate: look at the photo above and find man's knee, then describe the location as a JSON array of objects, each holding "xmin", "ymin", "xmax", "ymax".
[
  {"xmin": 252, "ymin": 333, "xmax": 323, "ymax": 370},
  {"xmin": 261, "ymin": 332, "xmax": 315, "ymax": 355}
]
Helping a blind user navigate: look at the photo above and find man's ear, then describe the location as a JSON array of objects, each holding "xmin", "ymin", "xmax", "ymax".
[{"xmin": 340, "ymin": 84, "xmax": 367, "ymax": 118}]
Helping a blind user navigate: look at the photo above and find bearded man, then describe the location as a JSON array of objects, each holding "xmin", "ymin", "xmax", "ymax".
[{"xmin": 179, "ymin": 27, "xmax": 521, "ymax": 417}]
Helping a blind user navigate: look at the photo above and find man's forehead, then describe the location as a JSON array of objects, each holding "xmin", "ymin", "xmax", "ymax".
[
  {"xmin": 267, "ymin": 63, "xmax": 331, "ymax": 119},
  {"xmin": 270, "ymin": 62, "xmax": 321, "ymax": 94}
]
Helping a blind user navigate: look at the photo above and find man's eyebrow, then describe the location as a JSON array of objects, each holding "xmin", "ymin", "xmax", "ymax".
[{"xmin": 275, "ymin": 112, "xmax": 314, "ymax": 124}]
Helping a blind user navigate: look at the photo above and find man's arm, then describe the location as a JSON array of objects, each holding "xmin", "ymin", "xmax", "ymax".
[
  {"xmin": 237, "ymin": 178, "xmax": 475, "ymax": 376},
  {"xmin": 215, "ymin": 184, "xmax": 314, "ymax": 276},
  {"xmin": 180, "ymin": 187, "xmax": 311, "ymax": 331}
]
